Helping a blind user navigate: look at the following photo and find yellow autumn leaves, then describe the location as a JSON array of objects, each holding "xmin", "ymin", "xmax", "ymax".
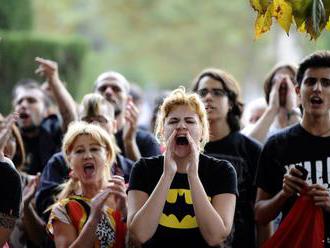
[{"xmin": 250, "ymin": 0, "xmax": 330, "ymax": 40}]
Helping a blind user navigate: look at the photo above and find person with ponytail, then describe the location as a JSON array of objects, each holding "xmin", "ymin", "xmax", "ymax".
[
  {"xmin": 47, "ymin": 122, "xmax": 127, "ymax": 248},
  {"xmin": 192, "ymin": 68, "xmax": 262, "ymax": 248}
]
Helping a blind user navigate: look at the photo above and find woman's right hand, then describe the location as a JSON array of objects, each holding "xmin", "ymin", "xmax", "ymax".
[
  {"xmin": 90, "ymin": 188, "xmax": 113, "ymax": 222},
  {"xmin": 268, "ymin": 78, "xmax": 281, "ymax": 112},
  {"xmin": 163, "ymin": 130, "xmax": 177, "ymax": 177}
]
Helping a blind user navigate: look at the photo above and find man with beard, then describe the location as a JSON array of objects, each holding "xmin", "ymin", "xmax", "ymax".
[{"xmin": 94, "ymin": 71, "xmax": 160, "ymax": 161}]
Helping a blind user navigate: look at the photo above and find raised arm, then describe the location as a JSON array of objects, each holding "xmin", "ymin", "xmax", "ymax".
[
  {"xmin": 35, "ymin": 57, "xmax": 77, "ymax": 132},
  {"xmin": 128, "ymin": 131, "xmax": 177, "ymax": 245},
  {"xmin": 186, "ymin": 133, "xmax": 236, "ymax": 246},
  {"xmin": 123, "ymin": 99, "xmax": 141, "ymax": 161},
  {"xmin": 245, "ymin": 80, "xmax": 280, "ymax": 143}
]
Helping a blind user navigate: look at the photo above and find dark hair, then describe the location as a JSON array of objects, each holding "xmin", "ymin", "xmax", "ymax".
[
  {"xmin": 296, "ymin": 50, "xmax": 330, "ymax": 86},
  {"xmin": 263, "ymin": 63, "xmax": 297, "ymax": 104},
  {"xmin": 192, "ymin": 68, "xmax": 243, "ymax": 132},
  {"xmin": 12, "ymin": 80, "xmax": 51, "ymax": 108}
]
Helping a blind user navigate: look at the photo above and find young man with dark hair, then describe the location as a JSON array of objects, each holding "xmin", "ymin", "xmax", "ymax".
[
  {"xmin": 255, "ymin": 50, "xmax": 330, "ymax": 247},
  {"xmin": 192, "ymin": 68, "xmax": 262, "ymax": 248}
]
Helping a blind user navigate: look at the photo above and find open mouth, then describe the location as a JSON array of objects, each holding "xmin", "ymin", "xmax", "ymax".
[
  {"xmin": 310, "ymin": 96, "xmax": 323, "ymax": 105},
  {"xmin": 176, "ymin": 136, "xmax": 188, "ymax": 145},
  {"xmin": 83, "ymin": 163, "xmax": 95, "ymax": 177},
  {"xmin": 19, "ymin": 112, "xmax": 29, "ymax": 119}
]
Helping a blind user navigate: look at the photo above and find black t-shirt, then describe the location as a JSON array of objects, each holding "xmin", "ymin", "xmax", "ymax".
[
  {"xmin": 22, "ymin": 115, "xmax": 62, "ymax": 175},
  {"xmin": 0, "ymin": 161, "xmax": 22, "ymax": 219},
  {"xmin": 256, "ymin": 124, "xmax": 330, "ymax": 246},
  {"xmin": 115, "ymin": 128, "xmax": 161, "ymax": 158},
  {"xmin": 128, "ymin": 154, "xmax": 238, "ymax": 248},
  {"xmin": 204, "ymin": 131, "xmax": 261, "ymax": 248}
]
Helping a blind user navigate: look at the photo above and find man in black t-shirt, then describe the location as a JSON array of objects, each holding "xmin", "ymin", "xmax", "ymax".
[{"xmin": 255, "ymin": 50, "xmax": 330, "ymax": 247}]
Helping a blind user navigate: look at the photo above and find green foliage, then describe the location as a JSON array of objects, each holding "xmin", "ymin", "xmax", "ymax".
[
  {"xmin": 0, "ymin": 0, "xmax": 33, "ymax": 31},
  {"xmin": 0, "ymin": 31, "xmax": 88, "ymax": 114}
]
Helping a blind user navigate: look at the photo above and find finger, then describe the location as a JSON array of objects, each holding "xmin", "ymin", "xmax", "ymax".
[
  {"xmin": 108, "ymin": 176, "xmax": 125, "ymax": 184},
  {"xmin": 108, "ymin": 189, "xmax": 127, "ymax": 199},
  {"xmin": 94, "ymin": 188, "xmax": 112, "ymax": 203},
  {"xmin": 107, "ymin": 185, "xmax": 126, "ymax": 196},
  {"xmin": 128, "ymin": 102, "xmax": 139, "ymax": 115},
  {"xmin": 283, "ymin": 176, "xmax": 303, "ymax": 193},
  {"xmin": 35, "ymin": 57, "xmax": 57, "ymax": 71},
  {"xmin": 167, "ymin": 129, "xmax": 177, "ymax": 149},
  {"xmin": 35, "ymin": 67, "xmax": 44, "ymax": 75},
  {"xmin": 108, "ymin": 179, "xmax": 126, "ymax": 187},
  {"xmin": 186, "ymin": 132, "xmax": 198, "ymax": 151}
]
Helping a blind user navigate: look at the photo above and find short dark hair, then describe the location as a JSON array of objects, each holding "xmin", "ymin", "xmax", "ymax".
[
  {"xmin": 297, "ymin": 50, "xmax": 330, "ymax": 86},
  {"xmin": 12, "ymin": 79, "xmax": 51, "ymax": 108},
  {"xmin": 192, "ymin": 68, "xmax": 243, "ymax": 132},
  {"xmin": 263, "ymin": 63, "xmax": 297, "ymax": 104}
]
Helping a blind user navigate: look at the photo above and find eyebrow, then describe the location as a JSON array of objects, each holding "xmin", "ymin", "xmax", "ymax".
[{"xmin": 168, "ymin": 116, "xmax": 196, "ymax": 121}]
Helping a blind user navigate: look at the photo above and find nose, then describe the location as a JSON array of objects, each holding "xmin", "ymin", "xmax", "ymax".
[
  {"xmin": 17, "ymin": 99, "xmax": 28, "ymax": 109},
  {"xmin": 83, "ymin": 150, "xmax": 92, "ymax": 159},
  {"xmin": 177, "ymin": 120, "xmax": 187, "ymax": 130},
  {"xmin": 104, "ymin": 86, "xmax": 114, "ymax": 97},
  {"xmin": 312, "ymin": 80, "xmax": 322, "ymax": 92},
  {"xmin": 204, "ymin": 91, "xmax": 213, "ymax": 101}
]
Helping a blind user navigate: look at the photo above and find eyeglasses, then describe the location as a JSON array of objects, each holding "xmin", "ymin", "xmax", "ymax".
[
  {"xmin": 197, "ymin": 88, "xmax": 227, "ymax": 97},
  {"xmin": 303, "ymin": 78, "xmax": 330, "ymax": 88}
]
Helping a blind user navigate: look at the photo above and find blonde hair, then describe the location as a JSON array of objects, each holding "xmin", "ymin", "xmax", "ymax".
[
  {"xmin": 57, "ymin": 121, "xmax": 116, "ymax": 200},
  {"xmin": 154, "ymin": 86, "xmax": 209, "ymax": 150},
  {"xmin": 79, "ymin": 93, "xmax": 115, "ymax": 120}
]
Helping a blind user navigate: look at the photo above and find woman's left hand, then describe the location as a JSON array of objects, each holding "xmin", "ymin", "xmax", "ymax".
[
  {"xmin": 307, "ymin": 184, "xmax": 330, "ymax": 212},
  {"xmin": 186, "ymin": 132, "xmax": 199, "ymax": 177},
  {"xmin": 107, "ymin": 176, "xmax": 128, "ymax": 219},
  {"xmin": 0, "ymin": 113, "xmax": 18, "ymax": 161}
]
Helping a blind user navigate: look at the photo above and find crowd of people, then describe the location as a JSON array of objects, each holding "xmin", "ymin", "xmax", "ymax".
[{"xmin": 1, "ymin": 50, "xmax": 330, "ymax": 248}]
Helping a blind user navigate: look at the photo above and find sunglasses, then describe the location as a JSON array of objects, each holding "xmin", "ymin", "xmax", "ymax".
[{"xmin": 197, "ymin": 88, "xmax": 227, "ymax": 97}]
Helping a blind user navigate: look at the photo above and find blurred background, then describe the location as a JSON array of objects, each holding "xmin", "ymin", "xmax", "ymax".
[{"xmin": 1, "ymin": 0, "xmax": 330, "ymax": 123}]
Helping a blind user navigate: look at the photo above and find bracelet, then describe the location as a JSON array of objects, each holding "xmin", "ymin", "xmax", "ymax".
[{"xmin": 287, "ymin": 108, "xmax": 301, "ymax": 120}]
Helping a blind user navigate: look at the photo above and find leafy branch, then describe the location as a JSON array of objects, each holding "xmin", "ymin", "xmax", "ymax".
[{"xmin": 250, "ymin": 0, "xmax": 330, "ymax": 40}]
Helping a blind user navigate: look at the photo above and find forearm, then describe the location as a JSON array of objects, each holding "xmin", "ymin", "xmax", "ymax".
[
  {"xmin": 68, "ymin": 218, "xmax": 98, "ymax": 248},
  {"xmin": 22, "ymin": 202, "xmax": 47, "ymax": 246},
  {"xmin": 246, "ymin": 107, "xmax": 277, "ymax": 143},
  {"xmin": 188, "ymin": 175, "xmax": 229, "ymax": 246},
  {"xmin": 257, "ymin": 222, "xmax": 272, "ymax": 247},
  {"xmin": 124, "ymin": 140, "xmax": 141, "ymax": 162},
  {"xmin": 255, "ymin": 190, "xmax": 288, "ymax": 224},
  {"xmin": 48, "ymin": 76, "xmax": 77, "ymax": 131},
  {"xmin": 129, "ymin": 173, "xmax": 173, "ymax": 244}
]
